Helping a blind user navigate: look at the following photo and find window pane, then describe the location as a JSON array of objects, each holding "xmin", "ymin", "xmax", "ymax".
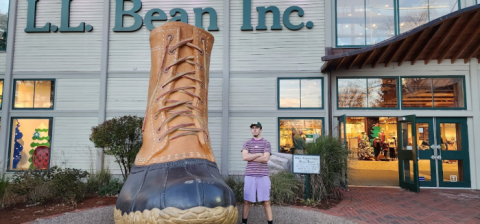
[
  {"xmin": 9, "ymin": 118, "xmax": 52, "ymax": 170},
  {"xmin": 338, "ymin": 78, "xmax": 367, "ymax": 108},
  {"xmin": 301, "ymin": 79, "xmax": 322, "ymax": 108},
  {"xmin": 367, "ymin": 78, "xmax": 398, "ymax": 108},
  {"xmin": 0, "ymin": 80, "xmax": 3, "ymax": 108},
  {"xmin": 366, "ymin": 0, "xmax": 395, "ymax": 45},
  {"xmin": 279, "ymin": 79, "xmax": 300, "ymax": 108},
  {"xmin": 402, "ymin": 78, "xmax": 432, "ymax": 108},
  {"xmin": 279, "ymin": 119, "xmax": 323, "ymax": 154},
  {"xmin": 336, "ymin": 0, "xmax": 365, "ymax": 46},
  {"xmin": 0, "ymin": 0, "xmax": 8, "ymax": 50},
  {"xmin": 15, "ymin": 80, "xmax": 35, "ymax": 108},
  {"xmin": 442, "ymin": 160, "xmax": 464, "ymax": 182},
  {"xmin": 440, "ymin": 123, "xmax": 462, "ymax": 151},
  {"xmin": 432, "ymin": 78, "xmax": 464, "ymax": 108},
  {"xmin": 399, "ymin": 0, "xmax": 429, "ymax": 33},
  {"xmin": 34, "ymin": 80, "xmax": 54, "ymax": 108},
  {"xmin": 429, "ymin": 0, "xmax": 458, "ymax": 21}
]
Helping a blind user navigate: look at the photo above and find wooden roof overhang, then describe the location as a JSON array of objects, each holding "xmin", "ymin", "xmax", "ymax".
[{"xmin": 321, "ymin": 4, "xmax": 480, "ymax": 73}]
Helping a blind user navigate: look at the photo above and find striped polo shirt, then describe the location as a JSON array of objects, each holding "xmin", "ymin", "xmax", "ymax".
[{"xmin": 242, "ymin": 138, "xmax": 271, "ymax": 177}]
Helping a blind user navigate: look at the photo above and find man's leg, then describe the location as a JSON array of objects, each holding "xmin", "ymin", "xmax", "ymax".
[
  {"xmin": 257, "ymin": 176, "xmax": 272, "ymax": 223},
  {"xmin": 263, "ymin": 201, "xmax": 273, "ymax": 222},
  {"xmin": 242, "ymin": 201, "xmax": 251, "ymax": 223},
  {"xmin": 243, "ymin": 176, "xmax": 256, "ymax": 224}
]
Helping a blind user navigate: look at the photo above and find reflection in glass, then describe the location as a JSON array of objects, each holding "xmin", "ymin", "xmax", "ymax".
[
  {"xmin": 301, "ymin": 79, "xmax": 322, "ymax": 108},
  {"xmin": 442, "ymin": 160, "xmax": 463, "ymax": 182},
  {"xmin": 336, "ymin": 0, "xmax": 365, "ymax": 46},
  {"xmin": 9, "ymin": 118, "xmax": 52, "ymax": 170},
  {"xmin": 367, "ymin": 78, "xmax": 397, "ymax": 107},
  {"xmin": 402, "ymin": 78, "xmax": 432, "ymax": 108},
  {"xmin": 279, "ymin": 79, "xmax": 300, "ymax": 108},
  {"xmin": 0, "ymin": 80, "xmax": 3, "ymax": 108},
  {"xmin": 279, "ymin": 119, "xmax": 323, "ymax": 154},
  {"xmin": 338, "ymin": 78, "xmax": 367, "ymax": 108},
  {"xmin": 432, "ymin": 78, "xmax": 464, "ymax": 108},
  {"xmin": 417, "ymin": 123, "xmax": 430, "ymax": 150},
  {"xmin": 404, "ymin": 160, "xmax": 414, "ymax": 182},
  {"xmin": 429, "ymin": 0, "xmax": 458, "ymax": 20},
  {"xmin": 366, "ymin": 0, "xmax": 395, "ymax": 44},
  {"xmin": 399, "ymin": 0, "xmax": 429, "ymax": 33},
  {"xmin": 401, "ymin": 122, "xmax": 413, "ymax": 149},
  {"xmin": 0, "ymin": 0, "xmax": 8, "ymax": 50},
  {"xmin": 418, "ymin": 159, "xmax": 432, "ymax": 182},
  {"xmin": 440, "ymin": 123, "xmax": 461, "ymax": 151},
  {"xmin": 14, "ymin": 80, "xmax": 54, "ymax": 109}
]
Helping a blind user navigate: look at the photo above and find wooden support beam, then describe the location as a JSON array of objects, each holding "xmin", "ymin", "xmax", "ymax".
[
  {"xmin": 322, "ymin": 60, "xmax": 332, "ymax": 73},
  {"xmin": 399, "ymin": 30, "xmax": 426, "ymax": 66},
  {"xmin": 464, "ymin": 40, "xmax": 480, "ymax": 63},
  {"xmin": 438, "ymin": 11, "xmax": 480, "ymax": 64},
  {"xmin": 411, "ymin": 25, "xmax": 443, "ymax": 65},
  {"xmin": 424, "ymin": 17, "xmax": 460, "ymax": 65},
  {"xmin": 385, "ymin": 39, "xmax": 407, "ymax": 67},
  {"xmin": 335, "ymin": 57, "xmax": 346, "ymax": 71},
  {"xmin": 347, "ymin": 54, "xmax": 361, "ymax": 70},
  {"xmin": 359, "ymin": 50, "xmax": 375, "ymax": 69},
  {"xmin": 372, "ymin": 45, "xmax": 391, "ymax": 68},
  {"xmin": 452, "ymin": 22, "xmax": 480, "ymax": 63}
]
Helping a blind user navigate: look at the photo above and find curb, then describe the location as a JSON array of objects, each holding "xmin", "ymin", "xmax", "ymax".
[{"xmin": 21, "ymin": 204, "xmax": 114, "ymax": 224}]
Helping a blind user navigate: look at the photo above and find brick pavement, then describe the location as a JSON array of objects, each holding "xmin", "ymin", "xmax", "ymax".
[{"xmin": 322, "ymin": 187, "xmax": 480, "ymax": 224}]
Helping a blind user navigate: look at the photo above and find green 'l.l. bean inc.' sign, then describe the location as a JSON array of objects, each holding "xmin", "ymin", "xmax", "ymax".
[{"xmin": 25, "ymin": 0, "xmax": 314, "ymax": 33}]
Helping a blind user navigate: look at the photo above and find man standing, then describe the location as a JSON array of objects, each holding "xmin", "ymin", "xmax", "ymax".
[
  {"xmin": 293, "ymin": 130, "xmax": 306, "ymax": 154},
  {"xmin": 241, "ymin": 122, "xmax": 273, "ymax": 224}
]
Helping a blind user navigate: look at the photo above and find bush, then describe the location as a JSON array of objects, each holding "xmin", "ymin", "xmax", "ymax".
[
  {"xmin": 306, "ymin": 135, "xmax": 348, "ymax": 202},
  {"xmin": 224, "ymin": 175, "xmax": 244, "ymax": 203},
  {"xmin": 86, "ymin": 168, "xmax": 112, "ymax": 194},
  {"xmin": 90, "ymin": 116, "xmax": 143, "ymax": 181},
  {"xmin": 270, "ymin": 171, "xmax": 301, "ymax": 205},
  {"xmin": 98, "ymin": 179, "xmax": 122, "ymax": 196},
  {"xmin": 11, "ymin": 168, "xmax": 56, "ymax": 204},
  {"xmin": 50, "ymin": 167, "xmax": 88, "ymax": 205},
  {"xmin": 0, "ymin": 173, "xmax": 8, "ymax": 202}
]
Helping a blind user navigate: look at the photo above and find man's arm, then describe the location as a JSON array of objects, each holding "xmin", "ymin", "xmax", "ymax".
[
  {"xmin": 252, "ymin": 152, "xmax": 270, "ymax": 163},
  {"xmin": 242, "ymin": 150, "xmax": 263, "ymax": 161}
]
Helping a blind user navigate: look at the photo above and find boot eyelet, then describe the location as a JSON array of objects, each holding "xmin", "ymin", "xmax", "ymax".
[
  {"xmin": 169, "ymin": 50, "xmax": 175, "ymax": 55},
  {"xmin": 164, "ymin": 68, "xmax": 169, "ymax": 73},
  {"xmin": 167, "ymin": 34, "xmax": 174, "ymax": 41},
  {"xmin": 200, "ymin": 66, "xmax": 203, "ymax": 71}
]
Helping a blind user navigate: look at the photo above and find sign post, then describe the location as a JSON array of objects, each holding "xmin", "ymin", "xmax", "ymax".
[{"xmin": 293, "ymin": 155, "xmax": 320, "ymax": 200}]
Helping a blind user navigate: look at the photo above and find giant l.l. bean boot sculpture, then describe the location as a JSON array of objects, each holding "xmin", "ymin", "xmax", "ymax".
[{"xmin": 114, "ymin": 22, "xmax": 238, "ymax": 224}]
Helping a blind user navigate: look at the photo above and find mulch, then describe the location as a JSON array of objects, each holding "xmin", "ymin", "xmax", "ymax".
[{"xmin": 0, "ymin": 196, "xmax": 117, "ymax": 224}]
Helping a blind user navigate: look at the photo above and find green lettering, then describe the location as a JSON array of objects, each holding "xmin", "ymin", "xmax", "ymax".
[
  {"xmin": 169, "ymin": 8, "xmax": 188, "ymax": 23},
  {"xmin": 25, "ymin": 0, "xmax": 51, "ymax": 33},
  {"xmin": 194, "ymin": 8, "xmax": 219, "ymax": 31},
  {"xmin": 145, "ymin": 8, "xmax": 167, "ymax": 31},
  {"xmin": 283, "ymin": 6, "xmax": 304, "ymax": 31},
  {"xmin": 113, "ymin": 0, "xmax": 143, "ymax": 32},
  {"xmin": 59, "ymin": 0, "xmax": 86, "ymax": 32},
  {"xmin": 256, "ymin": 6, "xmax": 282, "ymax": 30}
]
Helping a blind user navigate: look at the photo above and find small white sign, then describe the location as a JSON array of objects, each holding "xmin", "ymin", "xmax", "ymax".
[
  {"xmin": 407, "ymin": 146, "xmax": 413, "ymax": 150},
  {"xmin": 450, "ymin": 175, "xmax": 458, "ymax": 182},
  {"xmin": 419, "ymin": 128, "xmax": 424, "ymax": 133},
  {"xmin": 293, "ymin": 155, "xmax": 320, "ymax": 174}
]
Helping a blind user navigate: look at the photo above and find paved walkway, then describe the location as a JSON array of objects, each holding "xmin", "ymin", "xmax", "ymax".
[{"xmin": 322, "ymin": 187, "xmax": 480, "ymax": 224}]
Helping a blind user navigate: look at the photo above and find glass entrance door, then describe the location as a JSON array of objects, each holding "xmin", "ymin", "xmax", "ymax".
[
  {"xmin": 436, "ymin": 118, "xmax": 470, "ymax": 188},
  {"xmin": 337, "ymin": 115, "xmax": 348, "ymax": 190},
  {"xmin": 397, "ymin": 115, "xmax": 420, "ymax": 192},
  {"xmin": 416, "ymin": 118, "xmax": 436, "ymax": 187}
]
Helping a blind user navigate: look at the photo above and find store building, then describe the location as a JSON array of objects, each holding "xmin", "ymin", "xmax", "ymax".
[{"xmin": 0, "ymin": 0, "xmax": 479, "ymax": 191}]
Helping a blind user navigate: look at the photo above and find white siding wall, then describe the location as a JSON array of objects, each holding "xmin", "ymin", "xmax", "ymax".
[
  {"xmin": 230, "ymin": 0, "xmax": 325, "ymax": 71},
  {"xmin": 13, "ymin": 0, "xmax": 103, "ymax": 72},
  {"xmin": 108, "ymin": 0, "xmax": 223, "ymax": 72},
  {"xmin": 228, "ymin": 117, "xmax": 277, "ymax": 175},
  {"xmin": 0, "ymin": 53, "xmax": 6, "ymax": 73},
  {"xmin": 107, "ymin": 77, "xmax": 222, "ymax": 111},
  {"xmin": 55, "ymin": 79, "xmax": 100, "ymax": 110},
  {"xmin": 51, "ymin": 117, "xmax": 98, "ymax": 171},
  {"xmin": 208, "ymin": 117, "xmax": 222, "ymax": 169},
  {"xmin": 229, "ymin": 77, "xmax": 276, "ymax": 111}
]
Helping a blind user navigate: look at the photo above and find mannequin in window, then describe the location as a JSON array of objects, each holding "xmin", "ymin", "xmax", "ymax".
[
  {"xmin": 373, "ymin": 137, "xmax": 383, "ymax": 160},
  {"xmin": 388, "ymin": 137, "xmax": 397, "ymax": 161}
]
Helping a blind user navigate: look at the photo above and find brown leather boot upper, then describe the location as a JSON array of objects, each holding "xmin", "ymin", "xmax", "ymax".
[{"xmin": 135, "ymin": 22, "xmax": 215, "ymax": 166}]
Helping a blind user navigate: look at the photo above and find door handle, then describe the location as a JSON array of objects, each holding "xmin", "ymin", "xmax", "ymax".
[
  {"xmin": 431, "ymin": 155, "xmax": 436, "ymax": 160},
  {"xmin": 436, "ymin": 155, "xmax": 442, "ymax": 160}
]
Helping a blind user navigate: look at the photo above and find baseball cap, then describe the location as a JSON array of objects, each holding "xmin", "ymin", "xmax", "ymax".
[{"xmin": 250, "ymin": 122, "xmax": 262, "ymax": 129}]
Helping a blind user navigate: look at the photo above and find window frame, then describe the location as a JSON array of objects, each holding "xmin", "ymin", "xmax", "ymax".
[
  {"xmin": 0, "ymin": 79, "xmax": 4, "ymax": 110},
  {"xmin": 12, "ymin": 79, "xmax": 56, "ymax": 110},
  {"xmin": 0, "ymin": 0, "xmax": 10, "ymax": 52},
  {"xmin": 278, "ymin": 117, "xmax": 325, "ymax": 152},
  {"xmin": 277, "ymin": 77, "xmax": 324, "ymax": 110},
  {"xmin": 335, "ymin": 0, "xmax": 461, "ymax": 48},
  {"xmin": 336, "ymin": 76, "xmax": 400, "ymax": 110},
  {"xmin": 400, "ymin": 75, "xmax": 467, "ymax": 110},
  {"xmin": 7, "ymin": 117, "xmax": 54, "ymax": 172}
]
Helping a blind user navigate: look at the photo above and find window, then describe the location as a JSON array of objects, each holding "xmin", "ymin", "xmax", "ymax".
[
  {"xmin": 401, "ymin": 77, "xmax": 465, "ymax": 108},
  {"xmin": 14, "ymin": 80, "xmax": 55, "ymax": 109},
  {"xmin": 399, "ymin": 0, "xmax": 459, "ymax": 33},
  {"xmin": 337, "ymin": 77, "xmax": 398, "ymax": 108},
  {"xmin": 278, "ymin": 78, "xmax": 323, "ymax": 109},
  {"xmin": 0, "ymin": 79, "xmax": 3, "ymax": 109},
  {"xmin": 9, "ymin": 118, "xmax": 52, "ymax": 171},
  {"xmin": 279, "ymin": 118, "xmax": 323, "ymax": 153},
  {"xmin": 0, "ymin": 0, "xmax": 9, "ymax": 50},
  {"xmin": 336, "ymin": 0, "xmax": 460, "ymax": 47},
  {"xmin": 336, "ymin": 0, "xmax": 395, "ymax": 47}
]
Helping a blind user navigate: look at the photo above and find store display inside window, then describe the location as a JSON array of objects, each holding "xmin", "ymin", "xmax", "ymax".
[
  {"xmin": 14, "ymin": 80, "xmax": 54, "ymax": 109},
  {"xmin": 279, "ymin": 119, "xmax": 322, "ymax": 154}
]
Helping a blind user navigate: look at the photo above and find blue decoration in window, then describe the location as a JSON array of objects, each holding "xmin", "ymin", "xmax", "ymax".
[
  {"xmin": 13, "ymin": 120, "xmax": 24, "ymax": 169},
  {"xmin": 33, "ymin": 131, "xmax": 40, "ymax": 138}
]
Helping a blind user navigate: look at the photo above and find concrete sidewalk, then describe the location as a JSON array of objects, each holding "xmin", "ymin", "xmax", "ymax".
[{"xmin": 29, "ymin": 205, "xmax": 357, "ymax": 224}]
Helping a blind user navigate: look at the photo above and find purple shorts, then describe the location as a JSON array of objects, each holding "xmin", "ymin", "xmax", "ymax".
[{"xmin": 244, "ymin": 176, "xmax": 271, "ymax": 202}]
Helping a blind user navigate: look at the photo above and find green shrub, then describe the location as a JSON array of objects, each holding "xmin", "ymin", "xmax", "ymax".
[
  {"xmin": 86, "ymin": 168, "xmax": 112, "ymax": 194},
  {"xmin": 98, "ymin": 179, "xmax": 122, "ymax": 196},
  {"xmin": 224, "ymin": 175, "xmax": 244, "ymax": 203},
  {"xmin": 306, "ymin": 135, "xmax": 348, "ymax": 202},
  {"xmin": 0, "ymin": 173, "xmax": 9, "ymax": 202},
  {"xmin": 270, "ymin": 171, "xmax": 301, "ymax": 205},
  {"xmin": 51, "ymin": 167, "xmax": 88, "ymax": 205},
  {"xmin": 11, "ymin": 168, "xmax": 56, "ymax": 204}
]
